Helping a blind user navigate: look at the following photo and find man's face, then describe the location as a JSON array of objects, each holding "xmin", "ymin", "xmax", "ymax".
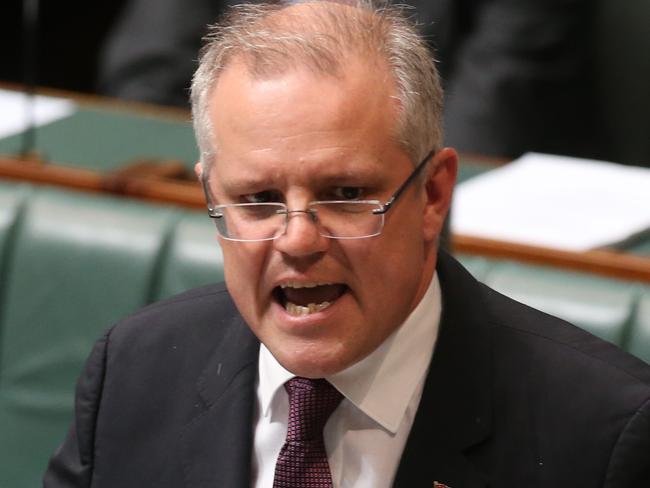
[{"xmin": 203, "ymin": 57, "xmax": 456, "ymax": 378}]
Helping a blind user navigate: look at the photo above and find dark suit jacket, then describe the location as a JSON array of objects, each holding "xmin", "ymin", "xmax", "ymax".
[{"xmin": 44, "ymin": 253, "xmax": 650, "ymax": 487}]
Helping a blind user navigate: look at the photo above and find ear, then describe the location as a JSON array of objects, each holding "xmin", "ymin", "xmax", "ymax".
[
  {"xmin": 194, "ymin": 161, "xmax": 203, "ymax": 180},
  {"xmin": 422, "ymin": 147, "xmax": 458, "ymax": 242}
]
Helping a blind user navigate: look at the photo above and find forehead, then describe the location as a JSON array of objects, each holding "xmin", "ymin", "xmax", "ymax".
[{"xmin": 207, "ymin": 56, "xmax": 403, "ymax": 172}]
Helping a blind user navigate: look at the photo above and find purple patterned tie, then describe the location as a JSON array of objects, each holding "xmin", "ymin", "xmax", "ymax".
[{"xmin": 273, "ymin": 377, "xmax": 343, "ymax": 488}]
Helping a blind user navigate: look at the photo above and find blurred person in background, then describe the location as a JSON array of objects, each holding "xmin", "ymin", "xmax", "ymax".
[{"xmin": 98, "ymin": 0, "xmax": 596, "ymax": 160}]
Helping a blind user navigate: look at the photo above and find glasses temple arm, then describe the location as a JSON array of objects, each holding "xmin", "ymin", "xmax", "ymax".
[
  {"xmin": 200, "ymin": 176, "xmax": 217, "ymax": 213},
  {"xmin": 373, "ymin": 149, "xmax": 436, "ymax": 215}
]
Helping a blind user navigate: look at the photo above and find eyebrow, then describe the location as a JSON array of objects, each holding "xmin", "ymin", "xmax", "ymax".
[{"xmin": 215, "ymin": 159, "xmax": 385, "ymax": 186}]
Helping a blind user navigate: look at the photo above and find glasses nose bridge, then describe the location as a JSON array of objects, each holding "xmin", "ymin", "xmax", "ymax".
[
  {"xmin": 284, "ymin": 207, "xmax": 318, "ymax": 220},
  {"xmin": 280, "ymin": 206, "xmax": 320, "ymax": 235},
  {"xmin": 274, "ymin": 205, "xmax": 330, "ymax": 254}
]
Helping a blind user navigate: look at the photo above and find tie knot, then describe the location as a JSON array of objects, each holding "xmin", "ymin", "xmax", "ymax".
[{"xmin": 285, "ymin": 377, "xmax": 343, "ymax": 441}]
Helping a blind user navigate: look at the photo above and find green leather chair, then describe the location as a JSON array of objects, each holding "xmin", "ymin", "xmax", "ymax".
[
  {"xmin": 483, "ymin": 261, "xmax": 639, "ymax": 347},
  {"xmin": 0, "ymin": 186, "xmax": 179, "ymax": 487},
  {"xmin": 153, "ymin": 212, "xmax": 224, "ymax": 301},
  {"xmin": 0, "ymin": 183, "xmax": 29, "ymax": 285},
  {"xmin": 625, "ymin": 289, "xmax": 650, "ymax": 364}
]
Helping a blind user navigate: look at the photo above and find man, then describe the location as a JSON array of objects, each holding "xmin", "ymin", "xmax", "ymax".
[{"xmin": 45, "ymin": 1, "xmax": 650, "ymax": 487}]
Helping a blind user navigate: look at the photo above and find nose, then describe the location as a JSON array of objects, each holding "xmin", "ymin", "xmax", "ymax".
[{"xmin": 274, "ymin": 209, "xmax": 329, "ymax": 257}]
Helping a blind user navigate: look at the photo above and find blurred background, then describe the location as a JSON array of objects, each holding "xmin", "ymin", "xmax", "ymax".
[
  {"xmin": 0, "ymin": 1, "xmax": 124, "ymax": 95},
  {"xmin": 1, "ymin": 0, "xmax": 649, "ymax": 164}
]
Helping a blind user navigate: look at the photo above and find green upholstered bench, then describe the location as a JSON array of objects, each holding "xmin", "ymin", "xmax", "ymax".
[
  {"xmin": 626, "ymin": 292, "xmax": 650, "ymax": 362},
  {"xmin": 0, "ymin": 182, "xmax": 221, "ymax": 487},
  {"xmin": 457, "ymin": 255, "xmax": 650, "ymax": 362},
  {"xmin": 153, "ymin": 212, "xmax": 225, "ymax": 300},
  {"xmin": 0, "ymin": 181, "xmax": 647, "ymax": 487}
]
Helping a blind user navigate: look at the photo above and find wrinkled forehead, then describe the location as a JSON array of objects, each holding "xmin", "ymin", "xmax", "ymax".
[{"xmin": 207, "ymin": 56, "xmax": 400, "ymax": 161}]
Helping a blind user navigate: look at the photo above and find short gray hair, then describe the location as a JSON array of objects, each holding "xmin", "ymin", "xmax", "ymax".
[{"xmin": 191, "ymin": 0, "xmax": 443, "ymax": 173}]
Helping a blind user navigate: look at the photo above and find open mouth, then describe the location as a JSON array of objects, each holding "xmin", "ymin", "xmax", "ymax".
[{"xmin": 273, "ymin": 282, "xmax": 348, "ymax": 316}]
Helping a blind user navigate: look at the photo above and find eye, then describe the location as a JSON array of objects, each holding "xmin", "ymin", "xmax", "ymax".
[
  {"xmin": 242, "ymin": 190, "xmax": 283, "ymax": 204},
  {"xmin": 331, "ymin": 187, "xmax": 364, "ymax": 200}
]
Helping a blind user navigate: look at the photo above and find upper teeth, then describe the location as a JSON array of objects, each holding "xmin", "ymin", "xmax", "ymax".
[{"xmin": 280, "ymin": 282, "xmax": 334, "ymax": 289}]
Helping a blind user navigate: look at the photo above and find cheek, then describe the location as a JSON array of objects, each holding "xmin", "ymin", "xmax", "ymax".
[
  {"xmin": 381, "ymin": 215, "xmax": 426, "ymax": 261},
  {"xmin": 360, "ymin": 219, "xmax": 427, "ymax": 297},
  {"xmin": 352, "ymin": 232, "xmax": 424, "ymax": 295},
  {"xmin": 221, "ymin": 243, "xmax": 267, "ymax": 310}
]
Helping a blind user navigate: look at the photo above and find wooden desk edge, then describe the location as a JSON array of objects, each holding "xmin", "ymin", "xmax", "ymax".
[
  {"xmin": 452, "ymin": 234, "xmax": 650, "ymax": 284},
  {"xmin": 0, "ymin": 156, "xmax": 204, "ymax": 207}
]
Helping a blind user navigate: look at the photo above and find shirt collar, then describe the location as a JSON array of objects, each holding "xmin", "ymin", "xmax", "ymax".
[
  {"xmin": 258, "ymin": 273, "xmax": 441, "ymax": 434},
  {"xmin": 258, "ymin": 341, "xmax": 294, "ymax": 418}
]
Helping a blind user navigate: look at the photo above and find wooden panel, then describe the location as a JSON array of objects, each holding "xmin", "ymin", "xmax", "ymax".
[
  {"xmin": 452, "ymin": 234, "xmax": 650, "ymax": 284},
  {"xmin": 0, "ymin": 156, "xmax": 204, "ymax": 208}
]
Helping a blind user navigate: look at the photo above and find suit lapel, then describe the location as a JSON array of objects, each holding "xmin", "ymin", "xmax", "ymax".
[
  {"xmin": 181, "ymin": 314, "xmax": 260, "ymax": 488},
  {"xmin": 394, "ymin": 252, "xmax": 493, "ymax": 488}
]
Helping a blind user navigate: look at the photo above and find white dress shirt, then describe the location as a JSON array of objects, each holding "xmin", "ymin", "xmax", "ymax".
[{"xmin": 252, "ymin": 273, "xmax": 442, "ymax": 487}]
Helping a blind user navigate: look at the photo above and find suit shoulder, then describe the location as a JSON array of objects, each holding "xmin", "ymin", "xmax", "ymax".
[
  {"xmin": 120, "ymin": 282, "xmax": 233, "ymax": 323},
  {"xmin": 106, "ymin": 282, "xmax": 241, "ymax": 348}
]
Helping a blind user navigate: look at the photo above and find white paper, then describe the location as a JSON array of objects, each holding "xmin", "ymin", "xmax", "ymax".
[
  {"xmin": 451, "ymin": 153, "xmax": 650, "ymax": 251},
  {"xmin": 0, "ymin": 88, "xmax": 76, "ymax": 139}
]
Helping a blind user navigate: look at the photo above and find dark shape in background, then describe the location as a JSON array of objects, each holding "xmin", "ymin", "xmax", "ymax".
[{"xmin": 0, "ymin": 0, "xmax": 128, "ymax": 93}]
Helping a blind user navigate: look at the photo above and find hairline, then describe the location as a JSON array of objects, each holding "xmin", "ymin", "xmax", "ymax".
[{"xmin": 191, "ymin": 1, "xmax": 443, "ymax": 178}]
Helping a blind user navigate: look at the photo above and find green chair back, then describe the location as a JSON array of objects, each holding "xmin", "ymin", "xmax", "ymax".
[
  {"xmin": 0, "ymin": 187, "xmax": 177, "ymax": 487},
  {"xmin": 153, "ymin": 212, "xmax": 224, "ymax": 300}
]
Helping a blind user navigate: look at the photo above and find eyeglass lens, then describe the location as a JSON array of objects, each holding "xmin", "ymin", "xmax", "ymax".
[{"xmin": 212, "ymin": 201, "xmax": 384, "ymax": 241}]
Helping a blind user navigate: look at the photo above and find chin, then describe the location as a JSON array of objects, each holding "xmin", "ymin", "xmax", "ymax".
[{"xmin": 273, "ymin": 345, "xmax": 351, "ymax": 379}]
